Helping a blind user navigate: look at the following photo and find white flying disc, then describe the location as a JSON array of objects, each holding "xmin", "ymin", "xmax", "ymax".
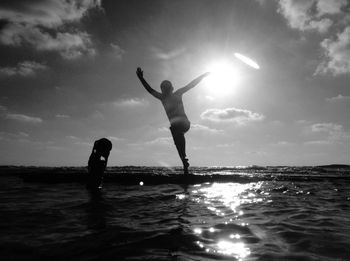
[{"xmin": 234, "ymin": 53, "xmax": 260, "ymax": 69}]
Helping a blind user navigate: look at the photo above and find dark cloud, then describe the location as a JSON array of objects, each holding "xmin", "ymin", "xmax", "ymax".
[
  {"xmin": 0, "ymin": 0, "xmax": 101, "ymax": 26},
  {"xmin": 0, "ymin": 0, "xmax": 101, "ymax": 59},
  {"xmin": 0, "ymin": 61, "xmax": 47, "ymax": 76}
]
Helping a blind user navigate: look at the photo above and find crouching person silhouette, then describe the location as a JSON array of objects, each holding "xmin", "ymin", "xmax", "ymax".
[
  {"xmin": 136, "ymin": 67, "xmax": 209, "ymax": 174},
  {"xmin": 86, "ymin": 138, "xmax": 112, "ymax": 190}
]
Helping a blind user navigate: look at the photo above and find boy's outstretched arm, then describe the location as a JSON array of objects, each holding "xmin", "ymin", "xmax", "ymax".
[
  {"xmin": 136, "ymin": 67, "xmax": 162, "ymax": 99},
  {"xmin": 177, "ymin": 72, "xmax": 210, "ymax": 95}
]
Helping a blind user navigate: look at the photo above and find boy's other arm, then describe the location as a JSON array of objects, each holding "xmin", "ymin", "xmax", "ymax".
[
  {"xmin": 136, "ymin": 67, "xmax": 162, "ymax": 99},
  {"xmin": 177, "ymin": 72, "xmax": 210, "ymax": 95}
]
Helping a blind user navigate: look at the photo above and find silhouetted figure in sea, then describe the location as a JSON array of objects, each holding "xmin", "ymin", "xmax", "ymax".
[
  {"xmin": 137, "ymin": 67, "xmax": 209, "ymax": 174},
  {"xmin": 86, "ymin": 138, "xmax": 112, "ymax": 190}
]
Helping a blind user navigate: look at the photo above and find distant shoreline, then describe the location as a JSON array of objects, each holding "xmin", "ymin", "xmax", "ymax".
[
  {"xmin": 1, "ymin": 165, "xmax": 349, "ymax": 185},
  {"xmin": 0, "ymin": 164, "xmax": 349, "ymax": 168}
]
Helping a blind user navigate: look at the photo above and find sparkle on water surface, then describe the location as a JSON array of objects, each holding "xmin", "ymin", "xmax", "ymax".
[{"xmin": 177, "ymin": 182, "xmax": 264, "ymax": 260}]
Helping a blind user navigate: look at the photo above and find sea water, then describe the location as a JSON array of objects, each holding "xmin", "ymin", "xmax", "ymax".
[{"xmin": 0, "ymin": 166, "xmax": 350, "ymax": 261}]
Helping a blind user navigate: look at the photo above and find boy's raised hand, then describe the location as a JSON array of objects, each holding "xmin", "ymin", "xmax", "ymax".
[
  {"xmin": 136, "ymin": 67, "xmax": 143, "ymax": 78},
  {"xmin": 201, "ymin": 72, "xmax": 210, "ymax": 78}
]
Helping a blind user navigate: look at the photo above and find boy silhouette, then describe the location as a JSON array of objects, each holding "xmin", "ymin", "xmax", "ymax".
[
  {"xmin": 136, "ymin": 67, "xmax": 209, "ymax": 174},
  {"xmin": 86, "ymin": 138, "xmax": 112, "ymax": 190}
]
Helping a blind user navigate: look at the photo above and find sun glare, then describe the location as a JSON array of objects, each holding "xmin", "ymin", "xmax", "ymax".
[{"xmin": 204, "ymin": 60, "xmax": 240, "ymax": 97}]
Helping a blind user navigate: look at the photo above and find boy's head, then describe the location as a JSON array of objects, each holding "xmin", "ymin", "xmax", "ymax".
[
  {"xmin": 160, "ymin": 80, "xmax": 173, "ymax": 95},
  {"xmin": 94, "ymin": 138, "xmax": 112, "ymax": 158}
]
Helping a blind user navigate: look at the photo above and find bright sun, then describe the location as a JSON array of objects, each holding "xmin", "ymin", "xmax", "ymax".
[{"xmin": 204, "ymin": 60, "xmax": 241, "ymax": 97}]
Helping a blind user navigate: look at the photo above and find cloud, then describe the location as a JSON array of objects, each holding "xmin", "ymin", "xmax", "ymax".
[
  {"xmin": 304, "ymin": 140, "xmax": 332, "ymax": 145},
  {"xmin": 91, "ymin": 110, "xmax": 104, "ymax": 120},
  {"xmin": 74, "ymin": 141, "xmax": 92, "ymax": 147},
  {"xmin": 0, "ymin": 61, "xmax": 47, "ymax": 77},
  {"xmin": 0, "ymin": 23, "xmax": 95, "ymax": 59},
  {"xmin": 65, "ymin": 135, "xmax": 93, "ymax": 147},
  {"xmin": 66, "ymin": 135, "xmax": 79, "ymax": 140},
  {"xmin": 113, "ymin": 98, "xmax": 149, "ymax": 108},
  {"xmin": 255, "ymin": 0, "xmax": 268, "ymax": 6},
  {"xmin": 0, "ymin": 0, "xmax": 101, "ymax": 59},
  {"xmin": 107, "ymin": 136, "xmax": 124, "ymax": 142},
  {"xmin": 144, "ymin": 137, "xmax": 172, "ymax": 146},
  {"xmin": 316, "ymin": 26, "xmax": 350, "ymax": 75},
  {"xmin": 18, "ymin": 132, "xmax": 29, "ymax": 137},
  {"xmin": 205, "ymin": 95, "xmax": 215, "ymax": 101},
  {"xmin": 0, "ymin": 131, "xmax": 29, "ymax": 141},
  {"xmin": 0, "ymin": 104, "xmax": 8, "ymax": 111},
  {"xmin": 56, "ymin": 114, "xmax": 70, "ymax": 118},
  {"xmin": 315, "ymin": 0, "xmax": 347, "ymax": 16},
  {"xmin": 311, "ymin": 122, "xmax": 343, "ymax": 133},
  {"xmin": 296, "ymin": 119, "xmax": 312, "ymax": 125},
  {"xmin": 277, "ymin": 0, "xmax": 350, "ymax": 75},
  {"xmin": 246, "ymin": 150, "xmax": 267, "ymax": 156},
  {"xmin": 326, "ymin": 94, "xmax": 350, "ymax": 102},
  {"xmin": 158, "ymin": 127, "xmax": 170, "ymax": 132},
  {"xmin": 150, "ymin": 46, "xmax": 186, "ymax": 60},
  {"xmin": 191, "ymin": 124, "xmax": 223, "ymax": 133},
  {"xmin": 200, "ymin": 108, "xmax": 264, "ymax": 124},
  {"xmin": 0, "ymin": 0, "xmax": 101, "ymax": 27},
  {"xmin": 273, "ymin": 141, "xmax": 296, "ymax": 146},
  {"xmin": 5, "ymin": 113, "xmax": 43, "ymax": 123},
  {"xmin": 216, "ymin": 142, "xmax": 238, "ymax": 148},
  {"xmin": 110, "ymin": 43, "xmax": 125, "ymax": 60},
  {"xmin": 308, "ymin": 122, "xmax": 350, "ymax": 143},
  {"xmin": 277, "ymin": 0, "xmax": 334, "ymax": 33},
  {"xmin": 129, "ymin": 137, "xmax": 172, "ymax": 147}
]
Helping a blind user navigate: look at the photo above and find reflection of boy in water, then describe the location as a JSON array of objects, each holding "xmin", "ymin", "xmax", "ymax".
[
  {"xmin": 137, "ymin": 67, "xmax": 209, "ymax": 174},
  {"xmin": 87, "ymin": 138, "xmax": 112, "ymax": 190}
]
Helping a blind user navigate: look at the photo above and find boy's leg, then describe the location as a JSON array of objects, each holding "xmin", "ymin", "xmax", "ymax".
[{"xmin": 170, "ymin": 127, "xmax": 189, "ymax": 174}]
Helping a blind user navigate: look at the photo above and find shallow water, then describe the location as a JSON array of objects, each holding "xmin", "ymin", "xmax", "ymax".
[{"xmin": 1, "ymin": 169, "xmax": 350, "ymax": 260}]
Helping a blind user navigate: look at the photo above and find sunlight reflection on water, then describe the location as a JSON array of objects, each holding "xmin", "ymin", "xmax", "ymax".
[
  {"xmin": 186, "ymin": 182, "xmax": 264, "ymax": 260},
  {"xmin": 217, "ymin": 240, "xmax": 251, "ymax": 259},
  {"xmin": 198, "ymin": 183, "xmax": 263, "ymax": 213}
]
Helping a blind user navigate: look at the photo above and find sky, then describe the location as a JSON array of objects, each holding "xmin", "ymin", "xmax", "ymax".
[{"xmin": 0, "ymin": 0, "xmax": 349, "ymax": 167}]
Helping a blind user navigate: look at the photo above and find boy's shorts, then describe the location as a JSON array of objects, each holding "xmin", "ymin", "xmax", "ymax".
[{"xmin": 170, "ymin": 119, "xmax": 190, "ymax": 133}]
